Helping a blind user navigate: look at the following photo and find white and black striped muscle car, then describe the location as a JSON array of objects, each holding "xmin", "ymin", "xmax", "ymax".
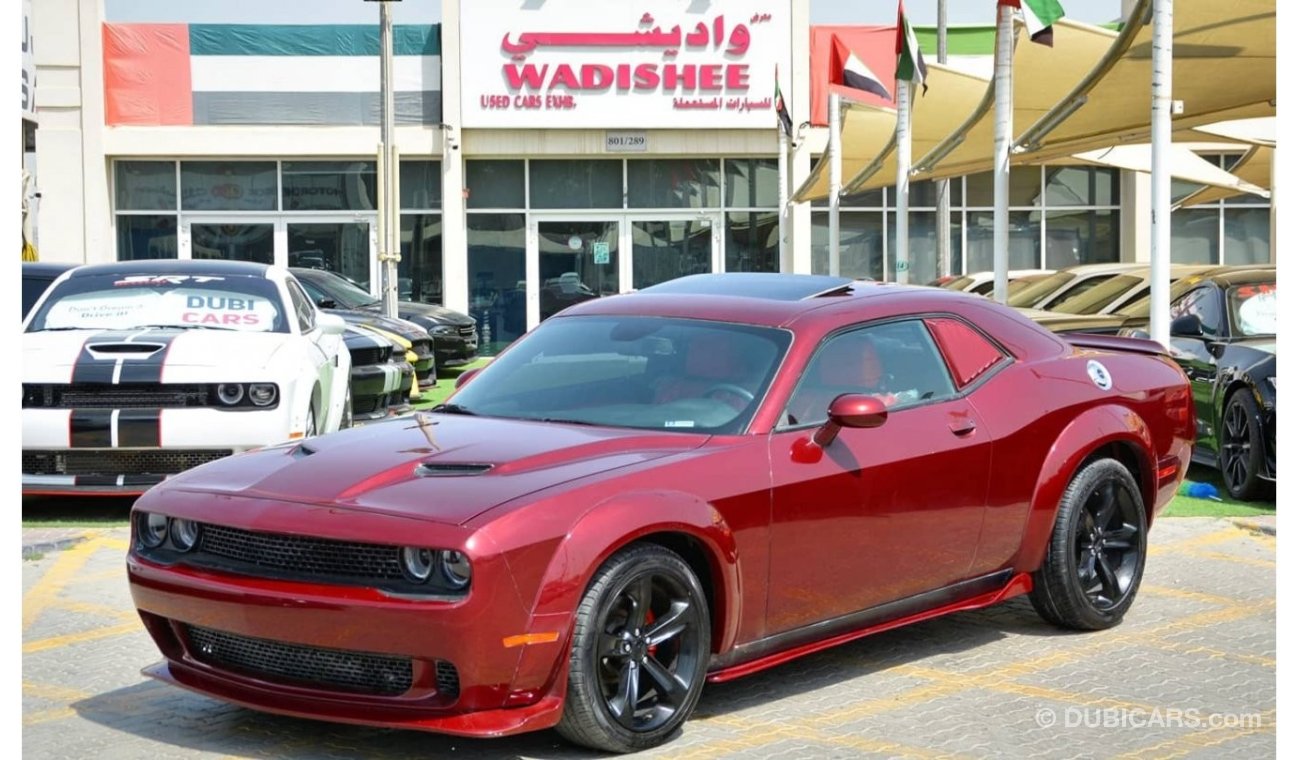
[{"xmin": 21, "ymin": 260, "xmax": 351, "ymax": 494}]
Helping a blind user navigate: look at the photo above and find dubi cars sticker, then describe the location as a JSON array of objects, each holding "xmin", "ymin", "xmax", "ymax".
[{"xmin": 1087, "ymin": 359, "xmax": 1113, "ymax": 391}]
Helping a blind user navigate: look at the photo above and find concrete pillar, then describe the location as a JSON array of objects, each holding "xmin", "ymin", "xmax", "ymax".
[
  {"xmin": 440, "ymin": 0, "xmax": 469, "ymax": 314},
  {"xmin": 1122, "ymin": 170, "xmax": 1151, "ymax": 263},
  {"xmin": 789, "ymin": 0, "xmax": 813, "ymax": 274}
]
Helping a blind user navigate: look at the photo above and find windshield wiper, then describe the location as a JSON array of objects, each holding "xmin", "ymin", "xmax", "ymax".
[
  {"xmin": 431, "ymin": 403, "xmax": 477, "ymax": 415},
  {"xmin": 124, "ymin": 323, "xmax": 239, "ymax": 331},
  {"xmin": 535, "ymin": 417, "xmax": 601, "ymax": 426}
]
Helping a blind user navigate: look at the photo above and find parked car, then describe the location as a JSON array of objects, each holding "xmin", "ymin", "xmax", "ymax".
[
  {"xmin": 291, "ymin": 267, "xmax": 479, "ymax": 371},
  {"xmin": 22, "ymin": 260, "xmax": 351, "ymax": 494},
  {"xmin": 329, "ymin": 309, "xmax": 436, "ymax": 390},
  {"xmin": 1043, "ymin": 264, "xmax": 1215, "ymax": 317},
  {"xmin": 341, "ymin": 324, "xmax": 415, "ymax": 422},
  {"xmin": 1160, "ymin": 268, "xmax": 1276, "ymax": 500},
  {"xmin": 22, "ymin": 262, "xmax": 75, "ymax": 319},
  {"xmin": 940, "ymin": 269, "xmax": 1053, "ymax": 296},
  {"xmin": 126, "ymin": 273, "xmax": 1193, "ymax": 752},
  {"xmin": 1007, "ymin": 263, "xmax": 1152, "ymax": 311}
]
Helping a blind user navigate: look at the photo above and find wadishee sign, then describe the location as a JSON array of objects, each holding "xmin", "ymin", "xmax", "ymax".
[{"xmin": 461, "ymin": 0, "xmax": 791, "ymax": 129}]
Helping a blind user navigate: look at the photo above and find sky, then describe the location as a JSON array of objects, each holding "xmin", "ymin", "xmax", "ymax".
[{"xmin": 105, "ymin": 0, "xmax": 1127, "ymax": 27}]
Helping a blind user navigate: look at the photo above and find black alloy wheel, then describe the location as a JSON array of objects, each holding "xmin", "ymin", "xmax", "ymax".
[
  {"xmin": 1031, "ymin": 458, "xmax": 1148, "ymax": 631},
  {"xmin": 1219, "ymin": 388, "xmax": 1269, "ymax": 501},
  {"xmin": 557, "ymin": 544, "xmax": 711, "ymax": 753}
]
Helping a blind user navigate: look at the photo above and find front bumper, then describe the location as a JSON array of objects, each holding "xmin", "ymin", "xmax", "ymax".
[
  {"xmin": 22, "ymin": 406, "xmax": 295, "ymax": 494},
  {"xmin": 350, "ymin": 362, "xmax": 414, "ymax": 421},
  {"xmin": 431, "ymin": 328, "xmax": 479, "ymax": 369},
  {"xmin": 126, "ymin": 498, "xmax": 570, "ymax": 736}
]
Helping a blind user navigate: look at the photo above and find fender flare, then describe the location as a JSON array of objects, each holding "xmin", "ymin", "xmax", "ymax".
[{"xmin": 1014, "ymin": 404, "xmax": 1157, "ymax": 573}]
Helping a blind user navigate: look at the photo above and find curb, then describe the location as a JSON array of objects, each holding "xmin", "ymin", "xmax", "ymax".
[
  {"xmin": 22, "ymin": 534, "xmax": 90, "ymax": 560},
  {"xmin": 1229, "ymin": 518, "xmax": 1277, "ymax": 537}
]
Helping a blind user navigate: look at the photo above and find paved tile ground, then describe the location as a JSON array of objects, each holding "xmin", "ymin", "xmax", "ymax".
[{"xmin": 22, "ymin": 517, "xmax": 1275, "ymax": 758}]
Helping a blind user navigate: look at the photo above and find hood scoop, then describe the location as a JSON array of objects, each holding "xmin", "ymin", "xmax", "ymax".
[
  {"xmin": 87, "ymin": 342, "xmax": 165, "ymax": 355},
  {"xmin": 414, "ymin": 462, "xmax": 494, "ymax": 478}
]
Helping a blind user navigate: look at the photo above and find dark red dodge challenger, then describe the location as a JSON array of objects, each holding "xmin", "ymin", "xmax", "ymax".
[{"xmin": 128, "ymin": 274, "xmax": 1194, "ymax": 753}]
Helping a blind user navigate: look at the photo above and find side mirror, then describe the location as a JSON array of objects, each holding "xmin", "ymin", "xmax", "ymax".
[
  {"xmin": 1170, "ymin": 314, "xmax": 1203, "ymax": 338},
  {"xmin": 317, "ymin": 313, "xmax": 346, "ymax": 336},
  {"xmin": 317, "ymin": 298, "xmax": 338, "ymax": 309},
  {"xmin": 454, "ymin": 367, "xmax": 482, "ymax": 389},
  {"xmin": 812, "ymin": 394, "xmax": 888, "ymax": 448}
]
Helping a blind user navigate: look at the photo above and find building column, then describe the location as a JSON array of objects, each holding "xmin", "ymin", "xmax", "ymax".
[
  {"xmin": 440, "ymin": 0, "xmax": 468, "ymax": 315},
  {"xmin": 789, "ymin": 0, "xmax": 812, "ymax": 274},
  {"xmin": 1122, "ymin": 170, "xmax": 1151, "ymax": 263},
  {"xmin": 79, "ymin": 0, "xmax": 110, "ymax": 263}
]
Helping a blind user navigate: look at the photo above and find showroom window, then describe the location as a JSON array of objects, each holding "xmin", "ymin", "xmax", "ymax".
[
  {"xmin": 399, "ymin": 160, "xmax": 442, "ymax": 305},
  {"xmin": 1173, "ymin": 153, "xmax": 1271, "ymax": 266},
  {"xmin": 115, "ymin": 161, "xmax": 179, "ymax": 259}
]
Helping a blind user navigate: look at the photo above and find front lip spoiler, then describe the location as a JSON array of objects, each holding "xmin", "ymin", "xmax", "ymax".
[{"xmin": 144, "ymin": 659, "xmax": 566, "ymax": 738}]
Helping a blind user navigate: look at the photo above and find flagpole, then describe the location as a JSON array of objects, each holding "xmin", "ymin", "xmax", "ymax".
[
  {"xmin": 895, "ymin": 78, "xmax": 911, "ymax": 284},
  {"xmin": 778, "ymin": 122, "xmax": 790, "ymax": 271},
  {"xmin": 1149, "ymin": 0, "xmax": 1173, "ymax": 347},
  {"xmin": 829, "ymin": 91, "xmax": 842, "ymax": 276},
  {"xmin": 936, "ymin": 0, "xmax": 951, "ymax": 279},
  {"xmin": 992, "ymin": 2, "xmax": 1014, "ymax": 304}
]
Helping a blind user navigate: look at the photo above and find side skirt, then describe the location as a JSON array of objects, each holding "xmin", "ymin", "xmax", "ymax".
[{"xmin": 705, "ymin": 570, "xmax": 1032, "ymax": 684}]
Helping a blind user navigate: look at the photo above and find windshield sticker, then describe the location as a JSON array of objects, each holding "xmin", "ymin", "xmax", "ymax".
[
  {"xmin": 44, "ymin": 288, "xmax": 277, "ymax": 332},
  {"xmin": 1086, "ymin": 359, "xmax": 1113, "ymax": 391},
  {"xmin": 113, "ymin": 275, "xmax": 226, "ymax": 287},
  {"xmin": 664, "ymin": 420, "xmax": 697, "ymax": 428},
  {"xmin": 1237, "ymin": 290, "xmax": 1277, "ymax": 335}
]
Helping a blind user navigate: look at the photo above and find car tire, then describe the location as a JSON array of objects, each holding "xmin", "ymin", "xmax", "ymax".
[
  {"xmin": 555, "ymin": 543, "xmax": 711, "ymax": 753},
  {"xmin": 1219, "ymin": 388, "xmax": 1270, "ymax": 501},
  {"xmin": 304, "ymin": 406, "xmax": 317, "ymax": 438},
  {"xmin": 1030, "ymin": 458, "xmax": 1147, "ymax": 631}
]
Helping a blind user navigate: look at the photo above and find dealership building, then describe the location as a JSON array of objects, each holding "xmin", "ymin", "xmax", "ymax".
[{"xmin": 32, "ymin": 0, "xmax": 1272, "ymax": 352}]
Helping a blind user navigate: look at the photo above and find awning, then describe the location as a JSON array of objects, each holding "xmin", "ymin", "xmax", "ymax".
[
  {"xmin": 1069, "ymin": 144, "xmax": 1270, "ymax": 202},
  {"xmin": 1018, "ymin": 0, "xmax": 1275, "ymax": 159},
  {"xmin": 795, "ymin": 62, "xmax": 987, "ymax": 202},
  {"xmin": 1176, "ymin": 144, "xmax": 1274, "ymax": 208},
  {"xmin": 1190, "ymin": 117, "xmax": 1275, "ymax": 147}
]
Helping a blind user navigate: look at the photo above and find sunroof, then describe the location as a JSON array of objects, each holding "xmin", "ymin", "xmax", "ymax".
[{"xmin": 639, "ymin": 273, "xmax": 855, "ymax": 301}]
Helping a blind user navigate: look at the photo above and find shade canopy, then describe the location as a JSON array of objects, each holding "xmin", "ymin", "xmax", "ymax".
[{"xmin": 1176, "ymin": 145, "xmax": 1274, "ymax": 208}]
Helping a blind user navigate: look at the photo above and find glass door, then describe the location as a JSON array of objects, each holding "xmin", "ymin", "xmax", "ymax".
[
  {"xmin": 185, "ymin": 218, "xmax": 275, "ymax": 264},
  {"xmin": 534, "ymin": 219, "xmax": 621, "ymax": 322},
  {"xmin": 286, "ymin": 218, "xmax": 376, "ymax": 292},
  {"xmin": 630, "ymin": 216, "xmax": 716, "ymax": 290}
]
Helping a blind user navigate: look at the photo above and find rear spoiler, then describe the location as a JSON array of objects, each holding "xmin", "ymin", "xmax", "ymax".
[{"xmin": 1060, "ymin": 332, "xmax": 1170, "ymax": 357}]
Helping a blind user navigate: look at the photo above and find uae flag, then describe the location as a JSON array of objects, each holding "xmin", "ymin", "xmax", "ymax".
[
  {"xmin": 1000, "ymin": 0, "xmax": 1066, "ymax": 46},
  {"xmin": 775, "ymin": 67, "xmax": 793, "ymax": 138},
  {"xmin": 895, "ymin": 1, "xmax": 928, "ymax": 94},
  {"xmin": 831, "ymin": 36, "xmax": 890, "ymax": 101}
]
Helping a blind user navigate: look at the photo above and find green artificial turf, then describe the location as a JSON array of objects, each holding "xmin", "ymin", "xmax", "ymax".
[{"xmin": 1161, "ymin": 464, "xmax": 1276, "ymax": 518}]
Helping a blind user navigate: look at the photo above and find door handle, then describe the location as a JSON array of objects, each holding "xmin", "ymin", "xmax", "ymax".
[{"xmin": 948, "ymin": 418, "xmax": 977, "ymax": 436}]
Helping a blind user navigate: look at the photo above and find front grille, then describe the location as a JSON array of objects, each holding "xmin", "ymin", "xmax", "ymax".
[
  {"xmin": 349, "ymin": 346, "xmax": 389, "ymax": 367},
  {"xmin": 23, "ymin": 449, "xmax": 232, "ymax": 476},
  {"xmin": 411, "ymin": 338, "xmax": 434, "ymax": 355},
  {"xmin": 198, "ymin": 525, "xmax": 407, "ymax": 582},
  {"xmin": 24, "ymin": 383, "xmax": 211, "ymax": 409},
  {"xmin": 186, "ymin": 625, "xmax": 413, "ymax": 696},
  {"xmin": 457, "ymin": 324, "xmax": 477, "ymax": 339},
  {"xmin": 436, "ymin": 661, "xmax": 460, "ymax": 699}
]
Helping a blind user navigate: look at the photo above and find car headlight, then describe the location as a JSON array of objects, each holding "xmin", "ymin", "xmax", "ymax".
[
  {"xmin": 216, "ymin": 383, "xmax": 245, "ymax": 406},
  {"xmin": 137, "ymin": 512, "xmax": 168, "ymax": 549},
  {"xmin": 401, "ymin": 547, "xmax": 436, "ymax": 582},
  {"xmin": 248, "ymin": 383, "xmax": 278, "ymax": 406},
  {"xmin": 440, "ymin": 550, "xmax": 472, "ymax": 589},
  {"xmin": 430, "ymin": 324, "xmax": 457, "ymax": 336},
  {"xmin": 169, "ymin": 518, "xmax": 201, "ymax": 552}
]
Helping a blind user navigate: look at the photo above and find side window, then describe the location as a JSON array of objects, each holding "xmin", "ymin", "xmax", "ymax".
[
  {"xmin": 1172, "ymin": 286, "xmax": 1222, "ymax": 336},
  {"xmin": 782, "ymin": 320, "xmax": 958, "ymax": 427},
  {"xmin": 297, "ymin": 277, "xmax": 327, "ymax": 307},
  {"xmin": 286, "ymin": 280, "xmax": 317, "ymax": 333},
  {"xmin": 924, "ymin": 317, "xmax": 1007, "ymax": 389}
]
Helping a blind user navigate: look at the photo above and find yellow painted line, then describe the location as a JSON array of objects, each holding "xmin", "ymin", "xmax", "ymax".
[
  {"xmin": 1143, "ymin": 584, "xmax": 1242, "ymax": 607},
  {"xmin": 1144, "ymin": 638, "xmax": 1275, "ymax": 668},
  {"xmin": 1113, "ymin": 711, "xmax": 1275, "ymax": 760},
  {"xmin": 23, "ymin": 707, "xmax": 77, "ymax": 726},
  {"xmin": 1190, "ymin": 550, "xmax": 1275, "ymax": 569},
  {"xmin": 23, "ymin": 622, "xmax": 140, "ymax": 654},
  {"xmin": 23, "ymin": 681, "xmax": 89, "ymax": 701},
  {"xmin": 22, "ymin": 536, "xmax": 103, "ymax": 631},
  {"xmin": 101, "ymin": 536, "xmax": 130, "ymax": 551},
  {"xmin": 55, "ymin": 601, "xmax": 139, "ymax": 621}
]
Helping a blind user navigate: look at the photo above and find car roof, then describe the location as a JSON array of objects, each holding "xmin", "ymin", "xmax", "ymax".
[
  {"xmin": 1059, "ymin": 262, "xmax": 1151, "ymax": 276},
  {"xmin": 67, "ymin": 259, "xmax": 273, "ymax": 279},
  {"xmin": 640, "ymin": 273, "xmax": 857, "ymax": 301},
  {"xmin": 22, "ymin": 262, "xmax": 77, "ymax": 277},
  {"xmin": 1199, "ymin": 267, "xmax": 1276, "ymax": 287}
]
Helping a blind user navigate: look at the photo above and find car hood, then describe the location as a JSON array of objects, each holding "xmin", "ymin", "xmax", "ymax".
[
  {"xmin": 328, "ymin": 309, "xmax": 429, "ymax": 343},
  {"xmin": 393, "ymin": 301, "xmax": 475, "ymax": 327},
  {"xmin": 1233, "ymin": 337, "xmax": 1276, "ymax": 355},
  {"xmin": 22, "ymin": 328, "xmax": 291, "ymax": 380},
  {"xmin": 165, "ymin": 414, "xmax": 710, "ymax": 525}
]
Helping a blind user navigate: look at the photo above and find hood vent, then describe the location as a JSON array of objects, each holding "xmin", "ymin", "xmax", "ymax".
[
  {"xmin": 414, "ymin": 462, "xmax": 493, "ymax": 478},
  {"xmin": 87, "ymin": 343, "xmax": 165, "ymax": 355}
]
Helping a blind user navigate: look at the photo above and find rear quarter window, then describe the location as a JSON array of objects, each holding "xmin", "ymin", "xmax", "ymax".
[{"xmin": 925, "ymin": 317, "xmax": 1007, "ymax": 389}]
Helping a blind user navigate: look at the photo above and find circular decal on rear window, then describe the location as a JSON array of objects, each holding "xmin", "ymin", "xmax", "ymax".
[{"xmin": 1087, "ymin": 359, "xmax": 1113, "ymax": 390}]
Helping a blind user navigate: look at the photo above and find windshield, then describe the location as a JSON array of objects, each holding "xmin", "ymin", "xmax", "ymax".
[
  {"xmin": 1116, "ymin": 276, "xmax": 1209, "ymax": 318},
  {"xmin": 26, "ymin": 273, "xmax": 289, "ymax": 333},
  {"xmin": 299, "ymin": 270, "xmax": 380, "ymax": 309},
  {"xmin": 1048, "ymin": 275, "xmax": 1143, "ymax": 315},
  {"xmin": 943, "ymin": 276, "xmax": 976, "ymax": 291},
  {"xmin": 446, "ymin": 315, "xmax": 791, "ymax": 434},
  {"xmin": 1229, "ymin": 282, "xmax": 1277, "ymax": 337},
  {"xmin": 1007, "ymin": 271, "xmax": 1074, "ymax": 307}
]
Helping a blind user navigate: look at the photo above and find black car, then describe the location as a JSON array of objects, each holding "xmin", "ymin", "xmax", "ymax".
[
  {"xmin": 291, "ymin": 267, "xmax": 479, "ymax": 371},
  {"xmin": 22, "ymin": 262, "xmax": 75, "ymax": 319},
  {"xmin": 330, "ymin": 309, "xmax": 437, "ymax": 389},
  {"xmin": 1164, "ymin": 267, "xmax": 1276, "ymax": 500},
  {"xmin": 341, "ymin": 325, "xmax": 414, "ymax": 421}
]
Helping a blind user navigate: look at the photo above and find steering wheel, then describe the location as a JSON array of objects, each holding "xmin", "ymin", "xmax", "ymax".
[{"xmin": 702, "ymin": 383, "xmax": 755, "ymax": 404}]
